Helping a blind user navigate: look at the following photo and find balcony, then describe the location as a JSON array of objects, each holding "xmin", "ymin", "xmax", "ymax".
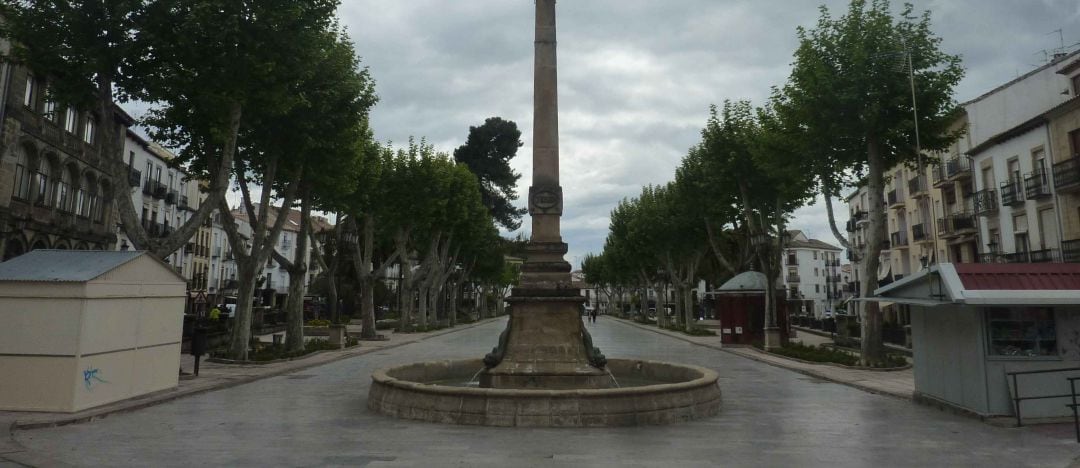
[
  {"xmin": 179, "ymin": 195, "xmax": 190, "ymax": 210},
  {"xmin": 932, "ymin": 165, "xmax": 946, "ymax": 187},
  {"xmin": 1000, "ymin": 249, "xmax": 1058, "ymax": 264},
  {"xmin": 944, "ymin": 156, "xmax": 972, "ymax": 180},
  {"xmin": 786, "ymin": 274, "xmax": 801, "ymax": 284},
  {"xmin": 908, "ymin": 175, "xmax": 928, "ymax": 198},
  {"xmin": 887, "ymin": 189, "xmax": 904, "ymax": 209},
  {"xmin": 979, "ymin": 253, "xmax": 1002, "ymax": 264},
  {"xmin": 212, "ymin": 246, "xmax": 222, "ymax": 257},
  {"xmin": 999, "ymin": 180, "xmax": 1025, "ymax": 207},
  {"xmin": 145, "ymin": 180, "xmax": 166, "ymax": 199},
  {"xmin": 972, "ymin": 189, "xmax": 997, "ymax": 215},
  {"xmin": 890, "ymin": 230, "xmax": 909, "ymax": 248},
  {"xmin": 1053, "ymin": 156, "xmax": 1080, "ymax": 193},
  {"xmin": 1063, "ymin": 239, "xmax": 1080, "ymax": 262},
  {"xmin": 126, "ymin": 166, "xmax": 142, "ymax": 187},
  {"xmin": 1023, "ymin": 170, "xmax": 1052, "ymax": 200},
  {"xmin": 824, "ymin": 259, "xmax": 840, "ymax": 267},
  {"xmin": 938, "ymin": 212, "xmax": 977, "ymax": 238},
  {"xmin": 911, "ymin": 223, "xmax": 929, "ymax": 242},
  {"xmin": 165, "ymin": 191, "xmax": 178, "ymax": 205}
]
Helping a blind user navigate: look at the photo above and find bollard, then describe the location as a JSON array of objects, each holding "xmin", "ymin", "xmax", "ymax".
[{"xmin": 191, "ymin": 326, "xmax": 209, "ymax": 376}]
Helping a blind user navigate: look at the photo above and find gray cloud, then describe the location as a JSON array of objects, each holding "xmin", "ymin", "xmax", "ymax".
[{"xmin": 339, "ymin": 0, "xmax": 1080, "ymax": 268}]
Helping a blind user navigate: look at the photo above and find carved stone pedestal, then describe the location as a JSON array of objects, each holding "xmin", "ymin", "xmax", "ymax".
[{"xmin": 480, "ymin": 294, "xmax": 610, "ymax": 389}]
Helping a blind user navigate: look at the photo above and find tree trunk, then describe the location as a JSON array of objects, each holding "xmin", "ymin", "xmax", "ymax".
[
  {"xmin": 861, "ymin": 138, "xmax": 887, "ymax": 365},
  {"xmin": 283, "ymin": 269, "xmax": 306, "ymax": 352},
  {"xmin": 417, "ymin": 283, "xmax": 429, "ymax": 328},
  {"xmin": 673, "ymin": 283, "xmax": 684, "ymax": 329},
  {"xmin": 360, "ymin": 276, "xmax": 377, "ymax": 339},
  {"xmin": 281, "ymin": 187, "xmax": 312, "ymax": 353},
  {"xmin": 228, "ymin": 259, "xmax": 259, "ymax": 360}
]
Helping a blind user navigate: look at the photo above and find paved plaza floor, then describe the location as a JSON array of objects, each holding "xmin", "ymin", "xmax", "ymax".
[{"xmin": 6, "ymin": 317, "xmax": 1080, "ymax": 467}]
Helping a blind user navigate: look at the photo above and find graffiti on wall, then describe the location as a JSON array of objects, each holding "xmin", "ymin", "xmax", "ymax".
[{"xmin": 83, "ymin": 367, "xmax": 108, "ymax": 390}]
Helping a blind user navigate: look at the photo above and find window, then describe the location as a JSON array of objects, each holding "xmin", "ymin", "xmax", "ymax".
[
  {"xmin": 23, "ymin": 74, "xmax": 34, "ymax": 108},
  {"xmin": 12, "ymin": 147, "xmax": 30, "ymax": 200},
  {"xmin": 55, "ymin": 169, "xmax": 71, "ymax": 212},
  {"xmin": 145, "ymin": 160, "xmax": 153, "ymax": 185},
  {"xmin": 813, "ymin": 251, "xmax": 818, "ymax": 260},
  {"xmin": 76, "ymin": 186, "xmax": 87, "ymax": 217},
  {"xmin": 1073, "ymin": 74, "xmax": 1080, "ymax": 97},
  {"xmin": 815, "ymin": 285, "xmax": 820, "ymax": 294},
  {"xmin": 44, "ymin": 96, "xmax": 56, "ymax": 121},
  {"xmin": 35, "ymin": 160, "xmax": 51, "ymax": 205},
  {"xmin": 987, "ymin": 308, "xmax": 1057, "ymax": 356},
  {"xmin": 64, "ymin": 108, "xmax": 77, "ymax": 134},
  {"xmin": 83, "ymin": 116, "xmax": 95, "ymax": 144}
]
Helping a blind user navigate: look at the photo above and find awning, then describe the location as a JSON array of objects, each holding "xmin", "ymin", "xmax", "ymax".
[{"xmin": 869, "ymin": 263, "xmax": 1080, "ymax": 308}]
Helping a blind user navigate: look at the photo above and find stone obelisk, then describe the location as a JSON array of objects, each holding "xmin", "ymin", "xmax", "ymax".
[{"xmin": 479, "ymin": 0, "xmax": 609, "ymax": 389}]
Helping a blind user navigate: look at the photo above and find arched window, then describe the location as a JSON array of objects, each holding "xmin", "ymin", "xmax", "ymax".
[
  {"xmin": 22, "ymin": 73, "xmax": 35, "ymax": 109},
  {"xmin": 83, "ymin": 116, "xmax": 96, "ymax": 144},
  {"xmin": 97, "ymin": 180, "xmax": 112, "ymax": 223},
  {"xmin": 76, "ymin": 173, "xmax": 91, "ymax": 217},
  {"xmin": 55, "ymin": 165, "xmax": 73, "ymax": 211},
  {"xmin": 35, "ymin": 158, "xmax": 51, "ymax": 205},
  {"xmin": 12, "ymin": 146, "xmax": 31, "ymax": 200}
]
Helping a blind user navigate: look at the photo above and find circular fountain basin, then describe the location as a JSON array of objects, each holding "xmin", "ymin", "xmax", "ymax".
[{"xmin": 367, "ymin": 358, "xmax": 721, "ymax": 427}]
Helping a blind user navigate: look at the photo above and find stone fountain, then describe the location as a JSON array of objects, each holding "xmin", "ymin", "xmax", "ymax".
[{"xmin": 366, "ymin": 0, "xmax": 721, "ymax": 427}]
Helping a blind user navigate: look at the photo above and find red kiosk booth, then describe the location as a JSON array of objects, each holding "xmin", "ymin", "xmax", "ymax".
[{"xmin": 710, "ymin": 271, "xmax": 790, "ymax": 346}]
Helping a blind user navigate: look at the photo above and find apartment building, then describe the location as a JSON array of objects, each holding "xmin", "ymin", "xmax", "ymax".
[
  {"xmin": 959, "ymin": 50, "xmax": 1080, "ymax": 264},
  {"xmin": 223, "ymin": 205, "xmax": 330, "ymax": 306},
  {"xmin": 115, "ymin": 131, "xmax": 196, "ymax": 275},
  {"xmin": 781, "ymin": 230, "xmax": 842, "ymax": 318}
]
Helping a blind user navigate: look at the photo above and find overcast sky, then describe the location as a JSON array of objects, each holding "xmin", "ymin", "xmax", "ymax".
[{"xmin": 332, "ymin": 0, "xmax": 1080, "ymax": 269}]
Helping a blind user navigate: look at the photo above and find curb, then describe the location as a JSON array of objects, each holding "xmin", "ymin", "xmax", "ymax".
[
  {"xmin": 610, "ymin": 317, "xmax": 913, "ymax": 401},
  {"xmin": 7, "ymin": 317, "xmax": 504, "ymax": 432}
]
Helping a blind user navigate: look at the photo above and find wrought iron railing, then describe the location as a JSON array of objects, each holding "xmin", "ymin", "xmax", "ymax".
[
  {"xmin": 890, "ymin": 230, "xmax": 908, "ymax": 247},
  {"xmin": 973, "ymin": 189, "xmax": 997, "ymax": 215},
  {"xmin": 1024, "ymin": 170, "xmax": 1052, "ymax": 200},
  {"xmin": 1053, "ymin": 156, "xmax": 1080, "ymax": 192},
  {"xmin": 1064, "ymin": 239, "xmax": 1080, "ymax": 263},
  {"xmin": 945, "ymin": 156, "xmax": 972, "ymax": 179},
  {"xmin": 1000, "ymin": 180, "xmax": 1024, "ymax": 206},
  {"xmin": 911, "ymin": 223, "xmax": 927, "ymax": 242}
]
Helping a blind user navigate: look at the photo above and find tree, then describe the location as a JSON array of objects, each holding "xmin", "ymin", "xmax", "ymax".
[
  {"xmin": 453, "ymin": 117, "xmax": 527, "ymax": 231},
  {"xmin": 780, "ymin": 0, "xmax": 963, "ymax": 363},
  {"xmin": 268, "ymin": 29, "xmax": 377, "ymax": 351},
  {"xmin": 156, "ymin": 0, "xmax": 345, "ymax": 360}
]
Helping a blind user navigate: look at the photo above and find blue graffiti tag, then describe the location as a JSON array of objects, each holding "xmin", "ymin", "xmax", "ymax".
[{"xmin": 83, "ymin": 368, "xmax": 108, "ymax": 390}]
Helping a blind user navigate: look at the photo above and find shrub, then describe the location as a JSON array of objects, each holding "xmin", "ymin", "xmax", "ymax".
[
  {"xmin": 769, "ymin": 342, "xmax": 859, "ymax": 366},
  {"xmin": 375, "ymin": 319, "xmax": 399, "ymax": 330},
  {"xmin": 306, "ymin": 319, "xmax": 332, "ymax": 327}
]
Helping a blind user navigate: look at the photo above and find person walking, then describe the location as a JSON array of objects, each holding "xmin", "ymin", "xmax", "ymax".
[{"xmin": 590, "ymin": 308, "xmax": 598, "ymax": 323}]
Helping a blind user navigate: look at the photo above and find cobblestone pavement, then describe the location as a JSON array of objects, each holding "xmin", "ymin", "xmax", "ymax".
[{"xmin": 8, "ymin": 317, "xmax": 1080, "ymax": 468}]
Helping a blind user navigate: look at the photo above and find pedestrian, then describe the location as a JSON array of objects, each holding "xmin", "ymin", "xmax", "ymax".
[
  {"xmin": 209, "ymin": 304, "xmax": 221, "ymax": 321},
  {"xmin": 591, "ymin": 308, "xmax": 597, "ymax": 323}
]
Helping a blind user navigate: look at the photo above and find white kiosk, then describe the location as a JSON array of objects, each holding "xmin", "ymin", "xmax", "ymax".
[{"xmin": 0, "ymin": 250, "xmax": 187, "ymax": 412}]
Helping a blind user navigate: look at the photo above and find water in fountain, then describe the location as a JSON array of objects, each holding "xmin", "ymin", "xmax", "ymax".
[{"xmin": 605, "ymin": 368, "xmax": 621, "ymax": 388}]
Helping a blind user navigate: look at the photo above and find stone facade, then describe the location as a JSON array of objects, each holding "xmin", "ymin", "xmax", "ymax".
[{"xmin": 0, "ymin": 63, "xmax": 130, "ymax": 260}]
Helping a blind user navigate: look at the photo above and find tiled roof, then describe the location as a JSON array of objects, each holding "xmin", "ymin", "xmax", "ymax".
[
  {"xmin": 232, "ymin": 205, "xmax": 335, "ymax": 233},
  {"xmin": 953, "ymin": 263, "xmax": 1080, "ymax": 291}
]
